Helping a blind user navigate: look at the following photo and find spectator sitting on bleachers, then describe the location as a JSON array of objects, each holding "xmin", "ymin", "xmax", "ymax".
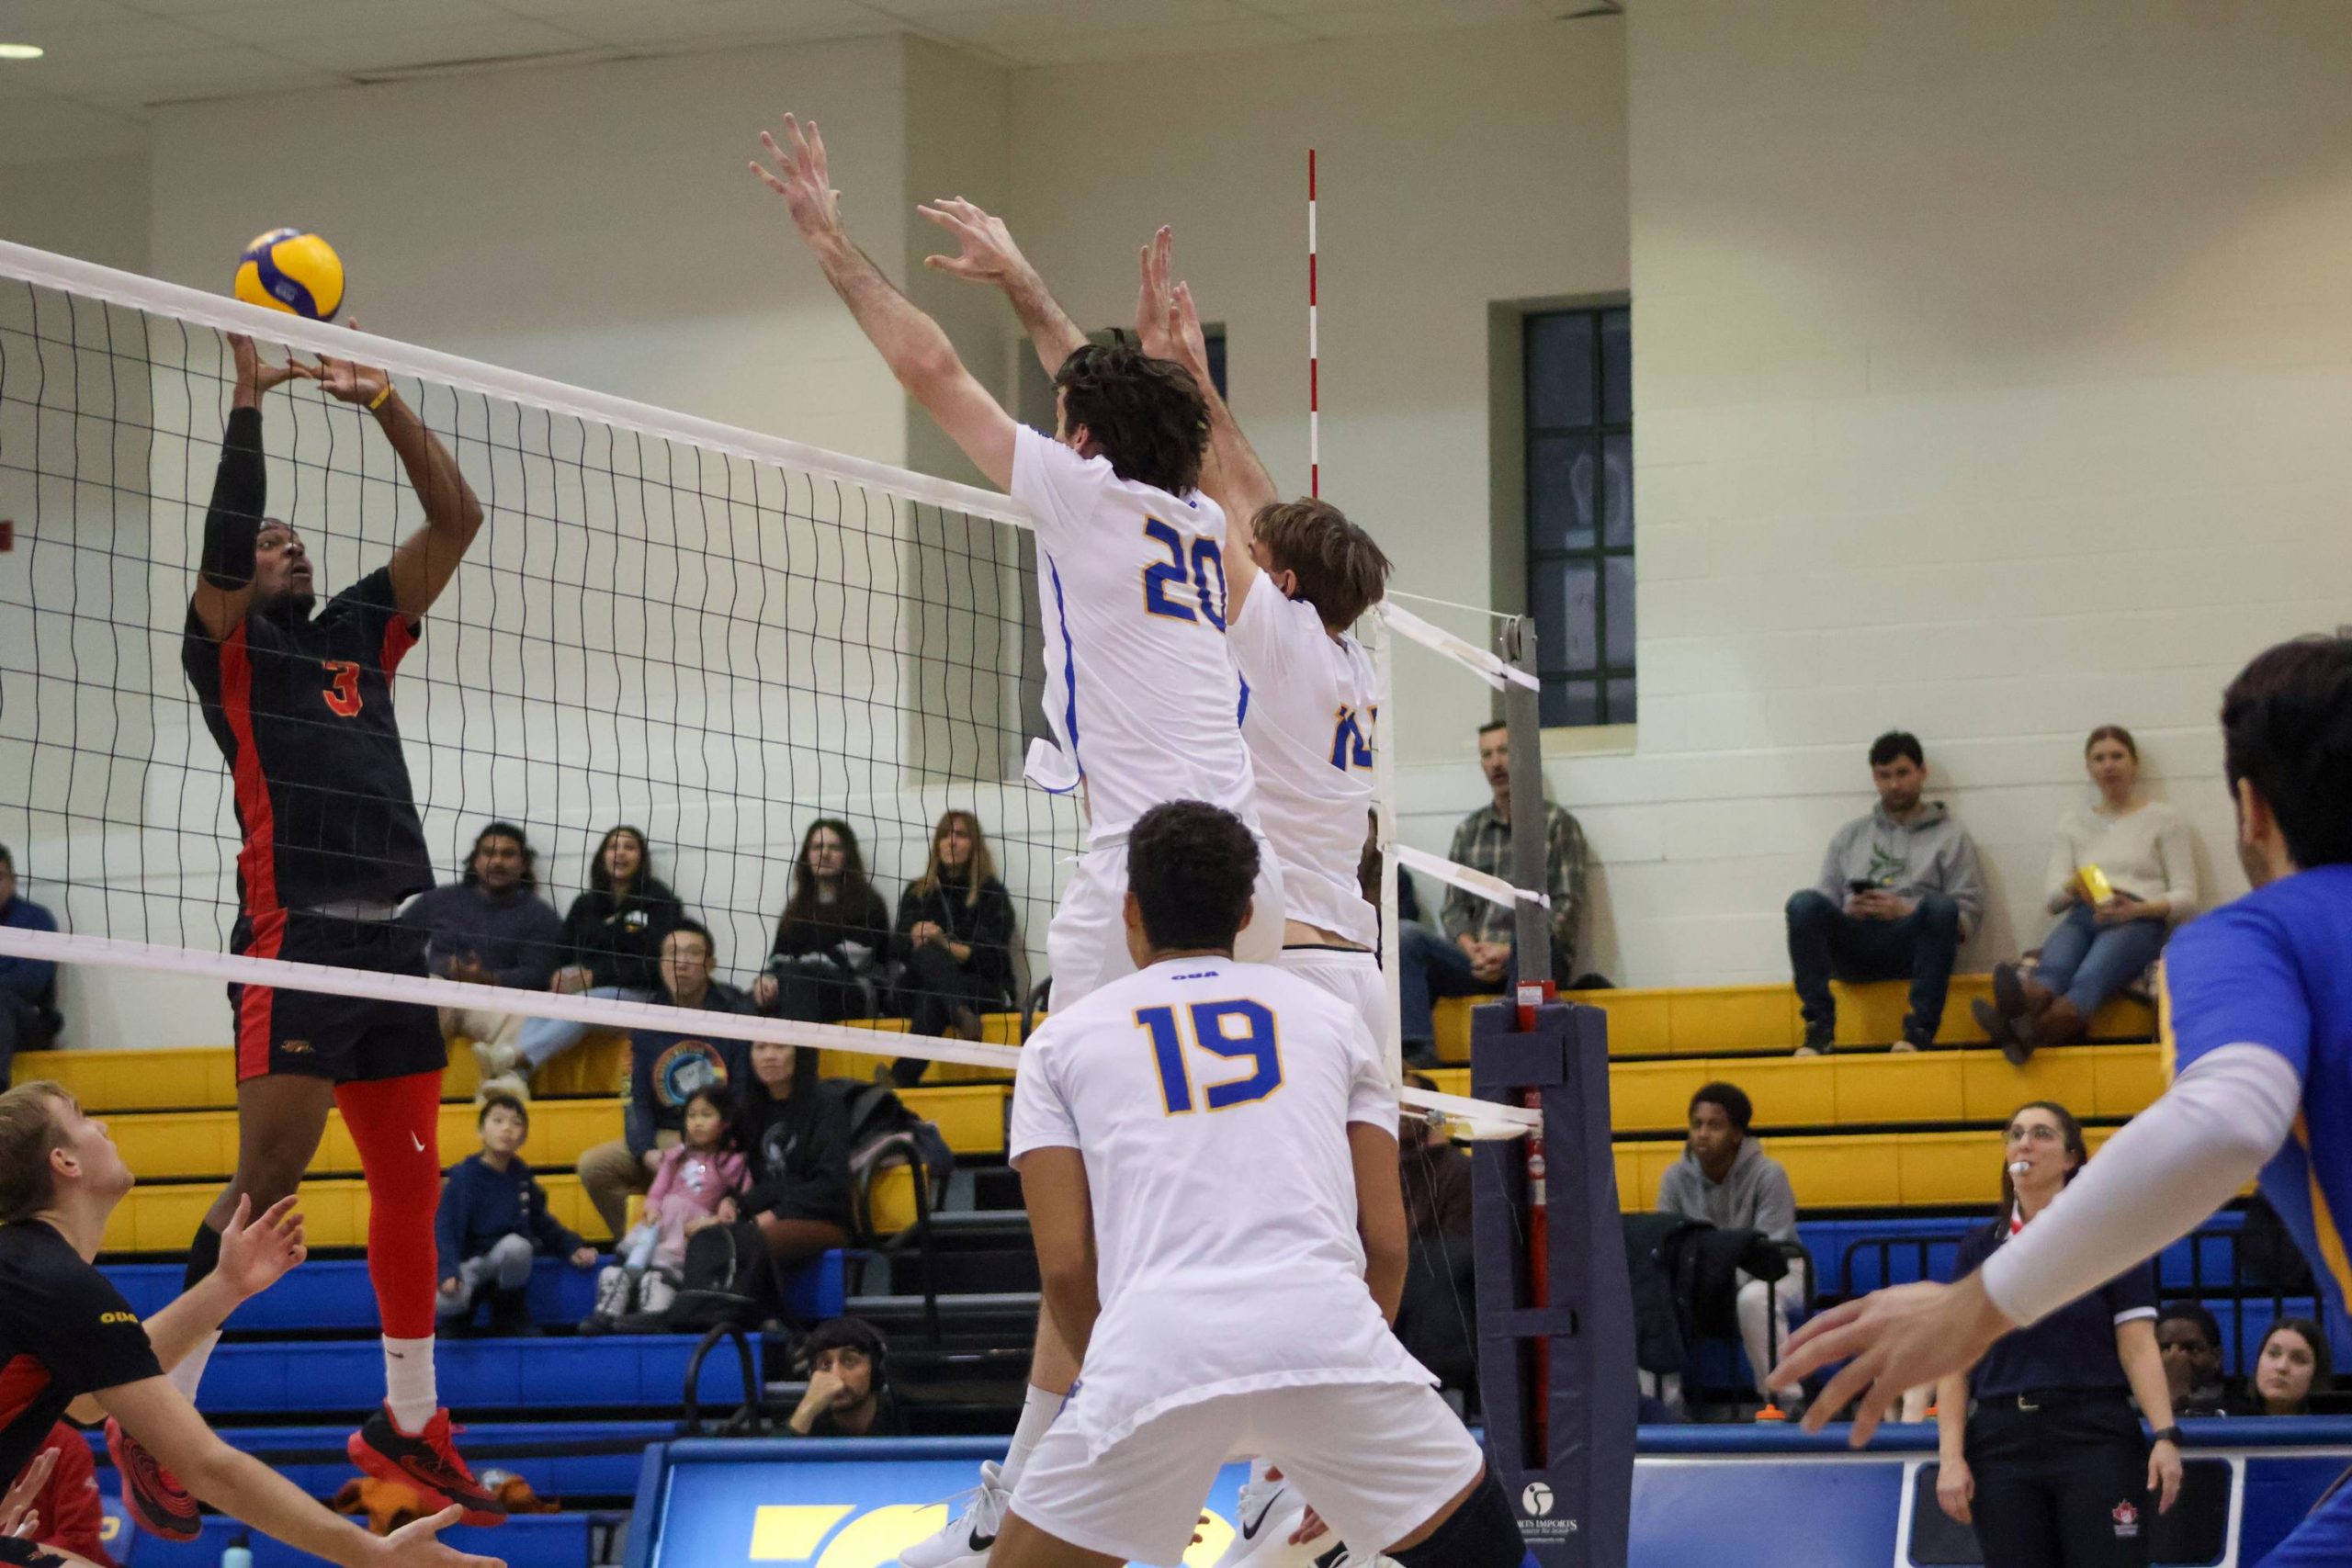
[
  {"xmin": 1399, "ymin": 1074, "xmax": 1470, "ymax": 1240},
  {"xmin": 888, "ymin": 809, "xmax": 1016, "ymax": 1088},
  {"xmin": 1655, "ymin": 1081, "xmax": 1807, "ymax": 1409},
  {"xmin": 507, "ymin": 824, "xmax": 683, "ymax": 1081},
  {"xmin": 729, "ymin": 1039, "xmax": 854, "ymax": 1285},
  {"xmin": 435, "ymin": 1090, "xmax": 598, "ymax": 1336},
  {"xmin": 2243, "ymin": 1319, "xmax": 2329, "ymax": 1416},
  {"xmin": 14, "ymin": 1421, "xmax": 114, "ymax": 1566},
  {"xmin": 752, "ymin": 819, "xmax": 892, "ymax": 1030},
  {"xmin": 1358, "ymin": 807, "xmax": 1422, "ymax": 939},
  {"xmin": 576, "ymin": 920, "xmax": 752, "ymax": 1238},
  {"xmin": 1976, "ymin": 726, "xmax": 2199, "ymax": 1064},
  {"xmin": 586, "ymin": 1085, "xmax": 747, "ymax": 1330},
  {"xmin": 0, "ymin": 844, "xmax": 62, "ymax": 1067},
  {"xmin": 1787, "ymin": 730, "xmax": 1984, "ymax": 1055},
  {"xmin": 2156, "ymin": 1301, "xmax": 2233, "ymax": 1417},
  {"xmin": 397, "ymin": 821, "xmax": 565, "ymax": 1077},
  {"xmin": 787, "ymin": 1317, "xmax": 903, "ymax": 1437},
  {"xmin": 1397, "ymin": 720, "xmax": 1586, "ymax": 1068}
]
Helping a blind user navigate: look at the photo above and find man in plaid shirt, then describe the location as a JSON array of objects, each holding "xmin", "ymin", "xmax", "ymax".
[{"xmin": 1398, "ymin": 721, "xmax": 1588, "ymax": 1065}]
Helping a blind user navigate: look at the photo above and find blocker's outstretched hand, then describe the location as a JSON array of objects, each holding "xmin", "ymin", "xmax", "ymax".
[
  {"xmin": 216, "ymin": 1191, "xmax": 309, "ymax": 1301},
  {"xmin": 751, "ymin": 114, "xmax": 845, "ymax": 246},
  {"xmin": 376, "ymin": 1505, "xmax": 506, "ymax": 1568},
  {"xmin": 308, "ymin": 321, "xmax": 390, "ymax": 408},
  {"xmin": 228, "ymin": 332, "xmax": 312, "ymax": 400},
  {"xmin": 0, "ymin": 1445, "xmax": 55, "ymax": 1540},
  {"xmin": 918, "ymin": 197, "xmax": 1033, "ymax": 289},
  {"xmin": 1133, "ymin": 228, "xmax": 1215, "ymax": 389},
  {"xmin": 1769, "ymin": 1275, "xmax": 2013, "ymax": 1444}
]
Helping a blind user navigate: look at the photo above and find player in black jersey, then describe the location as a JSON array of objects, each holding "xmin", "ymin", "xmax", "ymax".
[
  {"xmin": 0, "ymin": 1081, "xmax": 499, "ymax": 1568},
  {"xmin": 141, "ymin": 332, "xmax": 506, "ymax": 1534}
]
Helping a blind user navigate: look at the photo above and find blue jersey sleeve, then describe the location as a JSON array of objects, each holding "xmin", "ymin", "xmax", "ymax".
[{"xmin": 2161, "ymin": 900, "xmax": 2313, "ymax": 1084}]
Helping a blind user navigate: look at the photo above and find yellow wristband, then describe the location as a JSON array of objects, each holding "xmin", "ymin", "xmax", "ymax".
[{"xmin": 367, "ymin": 383, "xmax": 393, "ymax": 412}]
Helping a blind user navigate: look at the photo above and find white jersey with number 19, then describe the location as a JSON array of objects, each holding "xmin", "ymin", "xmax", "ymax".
[
  {"xmin": 1007, "ymin": 954, "xmax": 1429, "ymax": 1461},
  {"xmin": 1012, "ymin": 424, "xmax": 1260, "ymax": 841}
]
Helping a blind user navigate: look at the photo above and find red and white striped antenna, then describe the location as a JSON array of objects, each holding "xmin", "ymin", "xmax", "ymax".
[{"xmin": 1307, "ymin": 147, "xmax": 1319, "ymax": 498}]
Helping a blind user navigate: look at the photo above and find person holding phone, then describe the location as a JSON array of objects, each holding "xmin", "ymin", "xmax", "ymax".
[
  {"xmin": 1785, "ymin": 731, "xmax": 1984, "ymax": 1054},
  {"xmin": 1976, "ymin": 727, "xmax": 2198, "ymax": 1064}
]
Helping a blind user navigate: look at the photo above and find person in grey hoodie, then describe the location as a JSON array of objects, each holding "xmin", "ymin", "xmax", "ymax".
[
  {"xmin": 1656, "ymin": 1082, "xmax": 1806, "ymax": 1406},
  {"xmin": 1785, "ymin": 730, "xmax": 1984, "ymax": 1053}
]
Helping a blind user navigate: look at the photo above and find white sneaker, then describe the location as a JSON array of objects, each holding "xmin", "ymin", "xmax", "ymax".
[
  {"xmin": 898, "ymin": 1461, "xmax": 1009, "ymax": 1568},
  {"xmin": 592, "ymin": 1266, "xmax": 633, "ymax": 1320},
  {"xmin": 1215, "ymin": 1472, "xmax": 1315, "ymax": 1567}
]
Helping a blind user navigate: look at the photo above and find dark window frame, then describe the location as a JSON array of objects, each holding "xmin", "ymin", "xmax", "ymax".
[{"xmin": 1522, "ymin": 305, "xmax": 1633, "ymax": 728}]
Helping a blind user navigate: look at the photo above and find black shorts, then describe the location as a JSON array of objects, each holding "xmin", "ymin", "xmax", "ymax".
[
  {"xmin": 228, "ymin": 908, "xmax": 443, "ymax": 1086},
  {"xmin": 0, "ymin": 1535, "xmax": 68, "ymax": 1568}
]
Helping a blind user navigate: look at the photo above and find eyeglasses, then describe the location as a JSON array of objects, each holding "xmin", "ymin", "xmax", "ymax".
[{"xmin": 2006, "ymin": 1122, "xmax": 2067, "ymax": 1145}]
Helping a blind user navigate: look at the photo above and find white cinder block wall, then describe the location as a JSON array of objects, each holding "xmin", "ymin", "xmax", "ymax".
[{"xmin": 5, "ymin": 8, "xmax": 2351, "ymax": 1047}]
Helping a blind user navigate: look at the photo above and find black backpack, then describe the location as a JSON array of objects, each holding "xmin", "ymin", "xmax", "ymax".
[
  {"xmin": 668, "ymin": 1216, "xmax": 770, "ymax": 1332},
  {"xmin": 834, "ymin": 1078, "xmax": 955, "ymax": 1211}
]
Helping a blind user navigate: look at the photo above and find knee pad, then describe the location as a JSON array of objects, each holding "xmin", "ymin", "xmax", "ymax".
[{"xmin": 1390, "ymin": 1467, "xmax": 1530, "ymax": 1568}]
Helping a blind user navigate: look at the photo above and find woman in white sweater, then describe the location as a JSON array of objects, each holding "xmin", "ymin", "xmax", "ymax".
[{"xmin": 1976, "ymin": 726, "xmax": 2199, "ymax": 1062}]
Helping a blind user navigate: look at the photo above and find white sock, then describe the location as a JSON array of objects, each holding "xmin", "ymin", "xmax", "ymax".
[
  {"xmin": 996, "ymin": 1383, "xmax": 1064, "ymax": 1492},
  {"xmin": 167, "ymin": 1331, "xmax": 220, "ymax": 1404},
  {"xmin": 383, "ymin": 1336, "xmax": 439, "ymax": 1434}
]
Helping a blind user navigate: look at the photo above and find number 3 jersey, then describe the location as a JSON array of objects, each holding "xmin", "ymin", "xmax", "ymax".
[
  {"xmin": 1008, "ymin": 955, "xmax": 1430, "ymax": 1457},
  {"xmin": 182, "ymin": 560, "xmax": 433, "ymax": 915},
  {"xmin": 1012, "ymin": 424, "xmax": 1260, "ymax": 841}
]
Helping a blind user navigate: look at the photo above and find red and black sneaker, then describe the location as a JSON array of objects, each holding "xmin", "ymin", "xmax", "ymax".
[
  {"xmin": 105, "ymin": 1416, "xmax": 201, "ymax": 1541},
  {"xmin": 346, "ymin": 1404, "xmax": 509, "ymax": 1528}
]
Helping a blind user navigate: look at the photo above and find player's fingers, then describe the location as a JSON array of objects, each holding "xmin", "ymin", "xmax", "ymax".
[
  {"xmin": 1803, "ymin": 1357, "xmax": 1873, "ymax": 1433},
  {"xmin": 807, "ymin": 119, "xmax": 829, "ymax": 177},
  {"xmin": 261, "ymin": 1193, "xmax": 300, "ymax": 1229},
  {"xmin": 1780, "ymin": 1296, "xmax": 1861, "ymax": 1355},
  {"xmin": 1848, "ymin": 1375, "xmax": 1898, "ymax": 1446},
  {"xmin": 750, "ymin": 161, "xmax": 787, "ymax": 195}
]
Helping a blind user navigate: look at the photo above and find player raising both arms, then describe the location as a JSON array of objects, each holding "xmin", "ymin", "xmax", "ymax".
[
  {"xmin": 750, "ymin": 117, "xmax": 1287, "ymax": 1568},
  {"xmin": 0, "ymin": 1082, "xmax": 499, "ymax": 1568},
  {"xmin": 1772, "ymin": 636, "xmax": 2352, "ymax": 1566},
  {"xmin": 992, "ymin": 801, "xmax": 1532, "ymax": 1568},
  {"xmin": 139, "ymin": 331, "xmax": 506, "ymax": 1537}
]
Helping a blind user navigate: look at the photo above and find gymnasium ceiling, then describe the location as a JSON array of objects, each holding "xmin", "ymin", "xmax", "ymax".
[{"xmin": 0, "ymin": 0, "xmax": 1611, "ymax": 161}]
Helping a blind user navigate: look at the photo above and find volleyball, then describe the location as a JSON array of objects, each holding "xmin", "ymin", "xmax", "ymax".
[{"xmin": 232, "ymin": 228, "xmax": 345, "ymax": 320}]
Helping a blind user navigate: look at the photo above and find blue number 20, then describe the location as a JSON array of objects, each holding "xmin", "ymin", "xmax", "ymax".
[
  {"xmin": 1142, "ymin": 519, "xmax": 1227, "ymax": 630},
  {"xmin": 1136, "ymin": 999, "xmax": 1282, "ymax": 1114}
]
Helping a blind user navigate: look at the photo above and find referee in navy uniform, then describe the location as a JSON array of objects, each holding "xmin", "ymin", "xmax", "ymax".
[{"xmin": 1932, "ymin": 1101, "xmax": 2184, "ymax": 1566}]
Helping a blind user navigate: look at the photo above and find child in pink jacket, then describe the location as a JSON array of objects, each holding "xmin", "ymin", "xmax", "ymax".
[{"xmin": 588, "ymin": 1086, "xmax": 748, "ymax": 1325}]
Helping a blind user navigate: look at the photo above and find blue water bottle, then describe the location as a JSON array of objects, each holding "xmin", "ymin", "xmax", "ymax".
[{"xmin": 221, "ymin": 1533, "xmax": 253, "ymax": 1568}]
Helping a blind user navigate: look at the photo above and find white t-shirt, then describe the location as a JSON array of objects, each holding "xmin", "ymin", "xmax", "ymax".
[
  {"xmin": 1227, "ymin": 582, "xmax": 1378, "ymax": 946},
  {"xmin": 1012, "ymin": 424, "xmax": 1260, "ymax": 842},
  {"xmin": 1008, "ymin": 954, "xmax": 1428, "ymax": 1457}
]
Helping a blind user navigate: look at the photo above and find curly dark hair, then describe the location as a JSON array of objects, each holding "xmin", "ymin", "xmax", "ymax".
[
  {"xmin": 1053, "ymin": 344, "xmax": 1209, "ymax": 497},
  {"xmin": 1126, "ymin": 800, "xmax": 1261, "ymax": 953}
]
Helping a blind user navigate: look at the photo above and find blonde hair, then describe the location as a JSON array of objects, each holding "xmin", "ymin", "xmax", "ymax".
[
  {"xmin": 0, "ymin": 1081, "xmax": 70, "ymax": 1224},
  {"xmin": 911, "ymin": 810, "xmax": 996, "ymax": 908}
]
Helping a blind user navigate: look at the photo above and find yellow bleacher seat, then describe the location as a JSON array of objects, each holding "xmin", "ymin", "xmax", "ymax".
[
  {"xmin": 104, "ymin": 1172, "xmax": 606, "ymax": 1252},
  {"xmin": 1606, "ymin": 1045, "xmax": 2164, "ymax": 1135},
  {"xmin": 1608, "ymin": 1125, "xmax": 2120, "ymax": 1213},
  {"xmin": 1432, "ymin": 977, "xmax": 2157, "ymax": 1063}
]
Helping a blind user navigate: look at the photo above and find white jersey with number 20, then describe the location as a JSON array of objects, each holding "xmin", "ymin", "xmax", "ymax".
[
  {"xmin": 1008, "ymin": 954, "xmax": 1429, "ymax": 1459},
  {"xmin": 1012, "ymin": 424, "xmax": 1260, "ymax": 841}
]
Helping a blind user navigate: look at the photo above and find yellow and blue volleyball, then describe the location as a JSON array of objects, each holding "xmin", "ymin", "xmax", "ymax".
[{"xmin": 232, "ymin": 229, "xmax": 345, "ymax": 320}]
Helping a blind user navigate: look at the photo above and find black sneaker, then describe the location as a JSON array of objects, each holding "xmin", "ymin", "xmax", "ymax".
[
  {"xmin": 1794, "ymin": 1021, "xmax": 1834, "ymax": 1056},
  {"xmin": 347, "ymin": 1403, "xmax": 509, "ymax": 1527},
  {"xmin": 107, "ymin": 1416, "xmax": 201, "ymax": 1541},
  {"xmin": 1899, "ymin": 1021, "xmax": 1938, "ymax": 1053}
]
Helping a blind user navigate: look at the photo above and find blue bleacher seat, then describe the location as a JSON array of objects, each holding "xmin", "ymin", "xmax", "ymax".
[
  {"xmin": 1798, "ymin": 1213, "xmax": 2248, "ymax": 1299},
  {"xmin": 103, "ymin": 1250, "xmax": 846, "ymax": 1329},
  {"xmin": 193, "ymin": 1336, "xmax": 743, "ymax": 1415},
  {"xmin": 112, "ymin": 1512, "xmax": 593, "ymax": 1568}
]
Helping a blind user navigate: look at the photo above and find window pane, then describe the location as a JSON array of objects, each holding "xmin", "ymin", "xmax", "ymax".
[
  {"xmin": 1526, "ymin": 312, "xmax": 1596, "ymax": 429},
  {"xmin": 1602, "ymin": 432, "xmax": 1633, "ymax": 547},
  {"xmin": 1529, "ymin": 434, "xmax": 1597, "ymax": 552},
  {"xmin": 1542, "ymin": 676, "xmax": 1600, "ymax": 729},
  {"xmin": 1532, "ymin": 557, "xmax": 1599, "ymax": 675},
  {"xmin": 1606, "ymin": 676, "xmax": 1636, "ymax": 724},
  {"xmin": 1601, "ymin": 308, "xmax": 1631, "ymax": 424},
  {"xmin": 1604, "ymin": 555, "xmax": 1636, "ymax": 669},
  {"xmin": 1206, "ymin": 331, "xmax": 1228, "ymax": 400}
]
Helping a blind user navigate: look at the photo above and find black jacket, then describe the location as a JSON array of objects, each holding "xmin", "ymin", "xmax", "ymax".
[
  {"xmin": 890, "ymin": 872, "xmax": 1015, "ymax": 996},
  {"xmin": 557, "ymin": 878, "xmax": 681, "ymax": 992},
  {"xmin": 733, "ymin": 1060, "xmax": 854, "ymax": 1232},
  {"xmin": 768, "ymin": 886, "xmax": 892, "ymax": 974}
]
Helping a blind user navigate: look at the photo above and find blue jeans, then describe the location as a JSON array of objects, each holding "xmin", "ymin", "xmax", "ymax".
[
  {"xmin": 1785, "ymin": 889, "xmax": 1962, "ymax": 1039},
  {"xmin": 1398, "ymin": 922, "xmax": 1515, "ymax": 1053},
  {"xmin": 516, "ymin": 985, "xmax": 652, "ymax": 1068},
  {"xmin": 2035, "ymin": 901, "xmax": 2166, "ymax": 1016}
]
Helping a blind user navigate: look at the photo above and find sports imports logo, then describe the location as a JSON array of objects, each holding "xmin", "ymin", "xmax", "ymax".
[{"xmin": 1521, "ymin": 1481, "xmax": 1554, "ymax": 1517}]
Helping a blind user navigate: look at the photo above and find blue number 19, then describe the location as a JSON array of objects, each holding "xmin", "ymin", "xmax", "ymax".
[{"xmin": 1136, "ymin": 999, "xmax": 1282, "ymax": 1115}]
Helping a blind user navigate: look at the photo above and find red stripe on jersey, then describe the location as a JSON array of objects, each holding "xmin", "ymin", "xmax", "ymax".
[
  {"xmin": 381, "ymin": 615, "xmax": 419, "ymax": 682},
  {"xmin": 0, "ymin": 1353, "xmax": 53, "ymax": 1433},
  {"xmin": 235, "ymin": 907, "xmax": 286, "ymax": 1082},
  {"xmin": 219, "ymin": 625, "xmax": 278, "ymax": 921}
]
